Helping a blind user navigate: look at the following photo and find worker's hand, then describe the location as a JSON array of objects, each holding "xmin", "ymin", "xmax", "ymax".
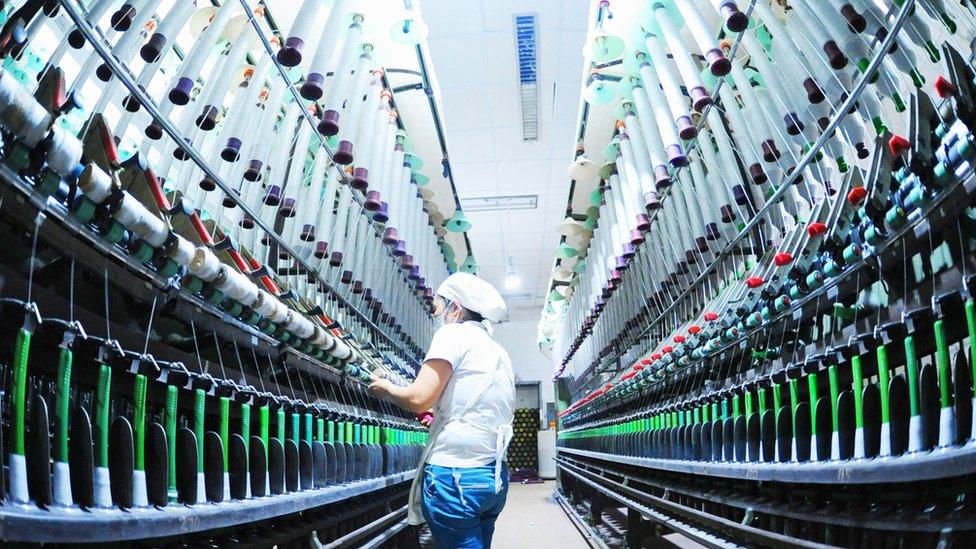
[
  {"xmin": 368, "ymin": 371, "xmax": 395, "ymax": 398},
  {"xmin": 417, "ymin": 410, "xmax": 434, "ymax": 426}
]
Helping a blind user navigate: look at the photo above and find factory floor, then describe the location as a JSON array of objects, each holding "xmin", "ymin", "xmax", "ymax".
[
  {"xmin": 491, "ymin": 480, "xmax": 706, "ymax": 549},
  {"xmin": 493, "ymin": 480, "xmax": 588, "ymax": 548}
]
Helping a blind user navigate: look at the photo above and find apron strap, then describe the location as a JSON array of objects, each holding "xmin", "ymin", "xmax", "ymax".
[{"xmin": 408, "ymin": 351, "xmax": 511, "ymax": 524}]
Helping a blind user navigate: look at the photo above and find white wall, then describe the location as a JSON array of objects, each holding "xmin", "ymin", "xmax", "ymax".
[{"xmin": 493, "ymin": 305, "xmax": 555, "ymax": 427}]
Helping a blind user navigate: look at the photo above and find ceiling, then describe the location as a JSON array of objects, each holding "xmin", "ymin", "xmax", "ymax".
[{"xmin": 420, "ymin": 0, "xmax": 590, "ymax": 308}]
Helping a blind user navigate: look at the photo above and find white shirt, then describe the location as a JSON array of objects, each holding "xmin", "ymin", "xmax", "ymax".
[{"xmin": 424, "ymin": 321, "xmax": 515, "ymax": 468}]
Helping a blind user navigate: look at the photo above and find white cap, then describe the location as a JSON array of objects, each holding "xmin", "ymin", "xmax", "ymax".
[{"xmin": 435, "ymin": 272, "xmax": 508, "ymax": 323}]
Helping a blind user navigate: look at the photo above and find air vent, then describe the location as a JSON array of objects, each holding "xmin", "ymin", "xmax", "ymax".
[
  {"xmin": 459, "ymin": 194, "xmax": 538, "ymax": 212},
  {"xmin": 514, "ymin": 14, "xmax": 539, "ymax": 142}
]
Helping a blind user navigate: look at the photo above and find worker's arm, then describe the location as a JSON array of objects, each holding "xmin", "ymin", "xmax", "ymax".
[{"xmin": 368, "ymin": 359, "xmax": 453, "ymax": 413}]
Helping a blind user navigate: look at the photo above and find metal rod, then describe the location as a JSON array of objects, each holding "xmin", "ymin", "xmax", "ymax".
[
  {"xmin": 237, "ymin": 0, "xmax": 431, "ymax": 314},
  {"xmin": 561, "ymin": 0, "xmax": 915, "ymax": 373},
  {"xmin": 55, "ymin": 0, "xmax": 422, "ymax": 367}
]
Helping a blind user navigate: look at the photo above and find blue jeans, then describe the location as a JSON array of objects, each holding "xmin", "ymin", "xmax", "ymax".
[{"xmin": 422, "ymin": 462, "xmax": 510, "ymax": 548}]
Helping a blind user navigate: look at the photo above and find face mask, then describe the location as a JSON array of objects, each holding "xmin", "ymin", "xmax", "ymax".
[{"xmin": 432, "ymin": 299, "xmax": 453, "ymax": 332}]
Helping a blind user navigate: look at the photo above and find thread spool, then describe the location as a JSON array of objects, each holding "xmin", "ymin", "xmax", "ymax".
[
  {"xmin": 45, "ymin": 126, "xmax": 84, "ymax": 177},
  {"xmin": 189, "ymin": 247, "xmax": 222, "ymax": 281},
  {"xmin": 253, "ymin": 290, "xmax": 278, "ymax": 319},
  {"xmin": 78, "ymin": 164, "xmax": 115, "ymax": 204},
  {"xmin": 215, "ymin": 266, "xmax": 259, "ymax": 306},
  {"xmin": 168, "ymin": 236, "xmax": 196, "ymax": 267},
  {"xmin": 267, "ymin": 296, "xmax": 289, "ymax": 324},
  {"xmin": 286, "ymin": 313, "xmax": 315, "ymax": 340},
  {"xmin": 114, "ymin": 194, "xmax": 169, "ymax": 247},
  {"xmin": 0, "ymin": 71, "xmax": 51, "ymax": 147}
]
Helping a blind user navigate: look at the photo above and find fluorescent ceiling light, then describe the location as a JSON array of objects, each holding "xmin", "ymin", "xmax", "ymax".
[
  {"xmin": 459, "ymin": 195, "xmax": 538, "ymax": 212},
  {"xmin": 514, "ymin": 13, "xmax": 539, "ymax": 142}
]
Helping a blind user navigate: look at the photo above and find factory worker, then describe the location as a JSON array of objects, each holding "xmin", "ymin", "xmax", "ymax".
[{"xmin": 369, "ymin": 272, "xmax": 515, "ymax": 548}]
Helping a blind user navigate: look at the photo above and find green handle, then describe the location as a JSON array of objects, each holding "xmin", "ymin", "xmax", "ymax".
[
  {"xmin": 744, "ymin": 392, "xmax": 753, "ymax": 418},
  {"xmin": 328, "ymin": 420, "xmax": 335, "ymax": 443},
  {"xmin": 259, "ymin": 405, "xmax": 269, "ymax": 454},
  {"xmin": 133, "ymin": 374, "xmax": 147, "ymax": 471},
  {"xmin": 240, "ymin": 404, "xmax": 250, "ymax": 452},
  {"xmin": 828, "ymin": 366, "xmax": 840, "ymax": 432},
  {"xmin": 11, "ymin": 329, "xmax": 31, "ymax": 456},
  {"xmin": 165, "ymin": 385, "xmax": 178, "ymax": 491},
  {"xmin": 337, "ymin": 421, "xmax": 344, "ymax": 443},
  {"xmin": 852, "ymin": 356, "xmax": 864, "ymax": 429},
  {"xmin": 789, "ymin": 379, "xmax": 800, "ymax": 429},
  {"xmin": 732, "ymin": 395, "xmax": 741, "ymax": 418},
  {"xmin": 346, "ymin": 421, "xmax": 353, "ymax": 444},
  {"xmin": 877, "ymin": 345, "xmax": 891, "ymax": 423},
  {"xmin": 354, "ymin": 423, "xmax": 362, "ymax": 444},
  {"xmin": 808, "ymin": 373, "xmax": 819, "ymax": 434},
  {"xmin": 219, "ymin": 397, "xmax": 230, "ymax": 472},
  {"xmin": 54, "ymin": 347, "xmax": 72, "ymax": 463},
  {"xmin": 96, "ymin": 363, "xmax": 112, "ymax": 468},
  {"xmin": 317, "ymin": 418, "xmax": 324, "ymax": 442},
  {"xmin": 967, "ymin": 300, "xmax": 976, "ymax": 397},
  {"xmin": 905, "ymin": 335, "xmax": 921, "ymax": 416},
  {"xmin": 304, "ymin": 414, "xmax": 313, "ymax": 443},
  {"xmin": 934, "ymin": 319, "xmax": 952, "ymax": 407},
  {"xmin": 276, "ymin": 409, "xmax": 285, "ymax": 442},
  {"xmin": 194, "ymin": 389, "xmax": 205, "ymax": 473},
  {"xmin": 291, "ymin": 413, "xmax": 299, "ymax": 442}
]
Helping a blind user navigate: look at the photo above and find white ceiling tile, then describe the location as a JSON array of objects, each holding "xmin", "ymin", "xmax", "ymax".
[
  {"xmin": 422, "ymin": 0, "xmax": 488, "ymax": 36},
  {"xmin": 494, "ymin": 124, "xmax": 556, "ymax": 162},
  {"xmin": 495, "ymin": 159, "xmax": 551, "ymax": 194},
  {"xmin": 544, "ymin": 207, "xmax": 567, "ymax": 231},
  {"xmin": 510, "ymin": 249, "xmax": 544, "ymax": 266},
  {"xmin": 534, "ymin": 193, "xmax": 565, "ymax": 217},
  {"xmin": 487, "ymin": 83, "xmax": 521, "ymax": 128},
  {"xmin": 441, "ymin": 86, "xmax": 495, "ymax": 131},
  {"xmin": 447, "ymin": 128, "xmax": 495, "ymax": 161},
  {"xmin": 427, "ymin": 36, "xmax": 490, "ymax": 86},
  {"xmin": 506, "ymin": 210, "xmax": 546, "ymax": 234},
  {"xmin": 549, "ymin": 122, "xmax": 579, "ymax": 159},
  {"xmin": 453, "ymin": 161, "xmax": 499, "ymax": 195},
  {"xmin": 485, "ymin": 31, "xmax": 518, "ymax": 84},
  {"xmin": 548, "ymin": 178, "xmax": 572, "ymax": 198},
  {"xmin": 537, "ymin": 28, "xmax": 561, "ymax": 86},
  {"xmin": 475, "ymin": 236, "xmax": 506, "ymax": 254},
  {"xmin": 555, "ymin": 30, "xmax": 589, "ymax": 82},
  {"xmin": 478, "ymin": 264, "xmax": 505, "ymax": 277},
  {"xmin": 482, "ymin": 0, "xmax": 559, "ymax": 31},
  {"xmin": 504, "ymin": 232, "xmax": 545, "ymax": 253},
  {"xmin": 467, "ymin": 211, "xmax": 503, "ymax": 234},
  {"xmin": 561, "ymin": 0, "xmax": 591, "ymax": 30},
  {"xmin": 543, "ymin": 80, "xmax": 583, "ymax": 127},
  {"xmin": 476, "ymin": 251, "xmax": 505, "ymax": 266}
]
